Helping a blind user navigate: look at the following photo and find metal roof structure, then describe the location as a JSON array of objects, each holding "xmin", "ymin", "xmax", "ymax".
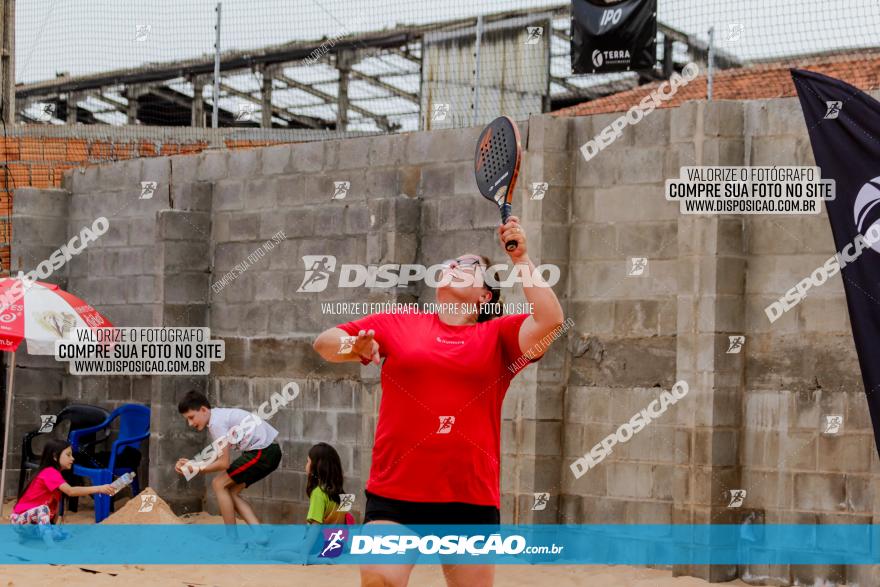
[{"xmin": 13, "ymin": 4, "xmax": 738, "ymax": 134}]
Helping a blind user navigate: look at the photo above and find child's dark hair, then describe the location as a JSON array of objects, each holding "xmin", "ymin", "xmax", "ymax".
[
  {"xmin": 18, "ymin": 438, "xmax": 69, "ymax": 499},
  {"xmin": 306, "ymin": 442, "xmax": 345, "ymax": 504},
  {"xmin": 178, "ymin": 390, "xmax": 211, "ymax": 413},
  {"xmin": 477, "ymin": 254, "xmax": 503, "ymax": 323}
]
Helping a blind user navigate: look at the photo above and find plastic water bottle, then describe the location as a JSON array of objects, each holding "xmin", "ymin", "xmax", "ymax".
[{"xmin": 109, "ymin": 472, "xmax": 136, "ymax": 493}]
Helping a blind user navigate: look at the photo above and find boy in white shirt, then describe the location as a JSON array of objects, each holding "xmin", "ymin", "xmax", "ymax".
[{"xmin": 174, "ymin": 390, "xmax": 282, "ymax": 534}]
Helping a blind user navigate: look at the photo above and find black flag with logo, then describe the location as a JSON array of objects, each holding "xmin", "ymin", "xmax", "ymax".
[
  {"xmin": 571, "ymin": 0, "xmax": 656, "ymax": 74},
  {"xmin": 793, "ymin": 68, "xmax": 880, "ymax": 458}
]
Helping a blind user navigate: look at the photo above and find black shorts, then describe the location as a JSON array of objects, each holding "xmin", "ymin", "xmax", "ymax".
[
  {"xmin": 364, "ymin": 489, "xmax": 500, "ymax": 526},
  {"xmin": 226, "ymin": 443, "xmax": 281, "ymax": 487}
]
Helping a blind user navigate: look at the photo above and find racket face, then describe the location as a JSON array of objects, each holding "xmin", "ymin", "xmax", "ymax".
[{"xmin": 474, "ymin": 116, "xmax": 522, "ymax": 208}]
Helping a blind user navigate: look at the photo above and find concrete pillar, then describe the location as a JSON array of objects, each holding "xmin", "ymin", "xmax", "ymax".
[
  {"xmin": 190, "ymin": 76, "xmax": 207, "ymax": 128},
  {"xmin": 0, "ymin": 0, "xmax": 14, "ymax": 125},
  {"xmin": 672, "ymin": 101, "xmax": 747, "ymax": 582},
  {"xmin": 126, "ymin": 85, "xmax": 146, "ymax": 124},
  {"xmin": 336, "ymin": 50, "xmax": 354, "ymax": 132},
  {"xmin": 5, "ymin": 187, "xmax": 71, "ymax": 498},
  {"xmin": 148, "ymin": 204, "xmax": 213, "ymax": 513},
  {"xmin": 506, "ymin": 116, "xmax": 572, "ymax": 524},
  {"xmin": 67, "ymin": 92, "xmax": 82, "ymax": 123},
  {"xmin": 260, "ymin": 66, "xmax": 273, "ymax": 129}
]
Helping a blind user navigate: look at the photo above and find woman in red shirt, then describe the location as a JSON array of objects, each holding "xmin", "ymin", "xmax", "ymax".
[{"xmin": 313, "ymin": 216, "xmax": 564, "ymax": 587}]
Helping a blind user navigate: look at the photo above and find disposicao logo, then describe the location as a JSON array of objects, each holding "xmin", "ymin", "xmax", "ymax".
[
  {"xmin": 296, "ymin": 256, "xmax": 560, "ymax": 292},
  {"xmin": 320, "ymin": 528, "xmax": 348, "ymax": 558}
]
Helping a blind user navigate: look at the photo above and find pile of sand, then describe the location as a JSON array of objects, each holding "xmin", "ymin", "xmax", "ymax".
[{"xmin": 101, "ymin": 487, "xmax": 183, "ymax": 525}]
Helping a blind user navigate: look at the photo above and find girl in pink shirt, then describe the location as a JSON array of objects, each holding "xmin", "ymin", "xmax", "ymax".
[{"xmin": 12, "ymin": 438, "xmax": 114, "ymax": 543}]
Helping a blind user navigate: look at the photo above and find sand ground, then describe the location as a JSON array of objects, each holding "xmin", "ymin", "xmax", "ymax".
[{"xmin": 0, "ymin": 496, "xmax": 753, "ymax": 587}]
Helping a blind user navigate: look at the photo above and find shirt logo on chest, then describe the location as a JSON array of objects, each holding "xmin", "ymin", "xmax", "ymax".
[
  {"xmin": 437, "ymin": 416, "xmax": 456, "ymax": 434},
  {"xmin": 436, "ymin": 336, "xmax": 465, "ymax": 345}
]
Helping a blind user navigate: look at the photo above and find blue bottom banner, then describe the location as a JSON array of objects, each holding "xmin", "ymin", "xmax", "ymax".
[{"xmin": 2, "ymin": 524, "xmax": 880, "ymax": 565}]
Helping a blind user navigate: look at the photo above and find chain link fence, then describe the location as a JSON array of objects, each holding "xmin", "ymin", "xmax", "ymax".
[{"xmin": 8, "ymin": 0, "xmax": 879, "ymax": 140}]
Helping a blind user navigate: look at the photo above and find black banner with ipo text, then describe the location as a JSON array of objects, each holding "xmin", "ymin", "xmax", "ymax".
[
  {"xmin": 793, "ymin": 68, "xmax": 880, "ymax": 459},
  {"xmin": 571, "ymin": 0, "xmax": 656, "ymax": 74}
]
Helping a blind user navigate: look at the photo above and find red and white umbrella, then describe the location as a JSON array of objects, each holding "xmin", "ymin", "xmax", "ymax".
[{"xmin": 0, "ymin": 277, "xmax": 113, "ymax": 507}]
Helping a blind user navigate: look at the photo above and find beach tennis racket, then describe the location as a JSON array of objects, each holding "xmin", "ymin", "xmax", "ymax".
[{"xmin": 474, "ymin": 115, "xmax": 522, "ymax": 251}]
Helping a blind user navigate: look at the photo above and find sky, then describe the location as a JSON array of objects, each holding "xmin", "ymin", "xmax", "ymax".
[
  {"xmin": 13, "ymin": 0, "xmax": 880, "ymax": 85},
  {"xmin": 11, "ymin": 0, "xmax": 880, "ymax": 132}
]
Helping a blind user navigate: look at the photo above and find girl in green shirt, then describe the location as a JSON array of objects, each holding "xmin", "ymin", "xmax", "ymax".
[{"xmin": 306, "ymin": 442, "xmax": 353, "ymax": 524}]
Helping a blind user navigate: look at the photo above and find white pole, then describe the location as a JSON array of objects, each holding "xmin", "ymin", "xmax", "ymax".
[
  {"xmin": 473, "ymin": 14, "xmax": 483, "ymax": 126},
  {"xmin": 212, "ymin": 2, "xmax": 222, "ymax": 129},
  {"xmin": 707, "ymin": 26, "xmax": 715, "ymax": 101},
  {"xmin": 0, "ymin": 351, "xmax": 17, "ymax": 511}
]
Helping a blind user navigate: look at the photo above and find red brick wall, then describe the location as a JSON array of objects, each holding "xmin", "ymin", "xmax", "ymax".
[{"xmin": 0, "ymin": 136, "xmax": 284, "ymax": 273}]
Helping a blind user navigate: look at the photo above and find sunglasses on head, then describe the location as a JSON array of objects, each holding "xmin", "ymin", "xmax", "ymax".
[
  {"xmin": 442, "ymin": 257, "xmax": 495, "ymax": 292},
  {"xmin": 442, "ymin": 256, "xmax": 486, "ymax": 270}
]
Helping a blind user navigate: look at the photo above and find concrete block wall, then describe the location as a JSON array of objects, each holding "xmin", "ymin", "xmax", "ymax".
[
  {"xmin": 0, "ymin": 131, "xmax": 289, "ymax": 273},
  {"xmin": 563, "ymin": 104, "xmax": 680, "ymax": 533},
  {"xmin": 739, "ymin": 96, "xmax": 879, "ymax": 586},
  {"xmin": 4, "ymin": 187, "xmax": 72, "ymax": 497},
  {"xmin": 203, "ymin": 137, "xmax": 411, "ymax": 522},
  {"xmin": 7, "ymin": 100, "xmax": 880, "ymax": 584},
  {"xmin": 556, "ymin": 97, "xmax": 878, "ymax": 584},
  {"xmin": 7, "ymin": 154, "xmax": 216, "ymax": 511},
  {"xmin": 504, "ymin": 115, "xmax": 572, "ymax": 523}
]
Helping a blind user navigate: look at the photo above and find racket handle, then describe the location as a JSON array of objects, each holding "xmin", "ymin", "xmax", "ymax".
[{"xmin": 500, "ymin": 203, "xmax": 517, "ymax": 251}]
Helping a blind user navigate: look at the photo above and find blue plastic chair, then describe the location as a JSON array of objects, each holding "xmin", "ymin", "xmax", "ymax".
[{"xmin": 69, "ymin": 404, "xmax": 151, "ymax": 523}]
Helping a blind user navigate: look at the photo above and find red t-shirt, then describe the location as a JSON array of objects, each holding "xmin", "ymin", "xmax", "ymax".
[
  {"xmin": 14, "ymin": 467, "xmax": 65, "ymax": 518},
  {"xmin": 338, "ymin": 311, "xmax": 537, "ymax": 507}
]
